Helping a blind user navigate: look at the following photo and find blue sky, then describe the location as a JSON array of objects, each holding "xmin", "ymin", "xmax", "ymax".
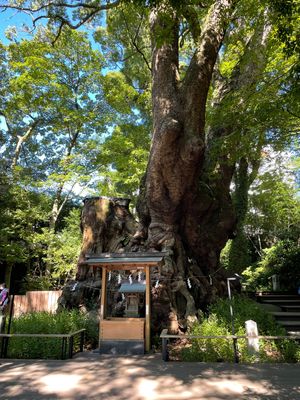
[
  {"xmin": 0, "ymin": 8, "xmax": 33, "ymax": 44},
  {"xmin": 0, "ymin": 7, "xmax": 103, "ymax": 42}
]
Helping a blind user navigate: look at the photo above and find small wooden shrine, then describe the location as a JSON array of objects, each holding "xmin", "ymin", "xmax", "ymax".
[{"xmin": 85, "ymin": 252, "xmax": 165, "ymax": 354}]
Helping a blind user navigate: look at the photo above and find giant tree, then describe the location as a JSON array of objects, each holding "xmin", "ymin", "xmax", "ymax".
[{"xmin": 1, "ymin": 0, "xmax": 299, "ymax": 330}]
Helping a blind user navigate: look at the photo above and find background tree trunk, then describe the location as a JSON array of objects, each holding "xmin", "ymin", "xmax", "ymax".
[{"xmin": 59, "ymin": 197, "xmax": 138, "ymax": 310}]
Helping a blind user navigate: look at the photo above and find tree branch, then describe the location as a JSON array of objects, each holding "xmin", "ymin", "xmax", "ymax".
[
  {"xmin": 0, "ymin": 0, "xmax": 121, "ymax": 44},
  {"xmin": 285, "ymin": 107, "xmax": 300, "ymax": 119},
  {"xmin": 181, "ymin": 0, "xmax": 236, "ymax": 139},
  {"xmin": 150, "ymin": 6, "xmax": 180, "ymax": 136},
  {"xmin": 121, "ymin": 8, "xmax": 152, "ymax": 72},
  {"xmin": 0, "ymin": 0, "xmax": 120, "ymax": 13},
  {"xmin": 11, "ymin": 119, "xmax": 39, "ymax": 170}
]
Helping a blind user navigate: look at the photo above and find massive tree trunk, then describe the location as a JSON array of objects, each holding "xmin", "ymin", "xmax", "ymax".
[
  {"xmin": 135, "ymin": 1, "xmax": 238, "ymax": 330},
  {"xmin": 66, "ymin": 1, "xmax": 272, "ymax": 333},
  {"xmin": 66, "ymin": 0, "xmax": 238, "ymax": 331}
]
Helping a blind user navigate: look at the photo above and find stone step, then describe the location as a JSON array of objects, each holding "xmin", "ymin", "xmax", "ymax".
[
  {"xmin": 277, "ymin": 320, "xmax": 300, "ymax": 327},
  {"xmin": 281, "ymin": 306, "xmax": 300, "ymax": 312},
  {"xmin": 287, "ymin": 331, "xmax": 300, "ymax": 336},
  {"xmin": 257, "ymin": 294, "xmax": 300, "ymax": 300},
  {"xmin": 260, "ymin": 299, "xmax": 300, "ymax": 305},
  {"xmin": 271, "ymin": 312, "xmax": 300, "ymax": 318}
]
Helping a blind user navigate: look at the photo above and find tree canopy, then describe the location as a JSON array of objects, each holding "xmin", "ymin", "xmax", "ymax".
[{"xmin": 0, "ymin": 0, "xmax": 299, "ymax": 325}]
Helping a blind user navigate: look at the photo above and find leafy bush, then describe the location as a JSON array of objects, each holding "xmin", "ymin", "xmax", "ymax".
[
  {"xmin": 181, "ymin": 314, "xmax": 233, "ymax": 362},
  {"xmin": 7, "ymin": 310, "xmax": 98, "ymax": 359},
  {"xmin": 181, "ymin": 296, "xmax": 300, "ymax": 363},
  {"xmin": 209, "ymin": 296, "xmax": 282, "ymax": 335},
  {"xmin": 243, "ymin": 240, "xmax": 300, "ymax": 292}
]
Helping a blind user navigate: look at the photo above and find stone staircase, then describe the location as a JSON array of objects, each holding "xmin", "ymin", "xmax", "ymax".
[{"xmin": 256, "ymin": 294, "xmax": 300, "ymax": 334}]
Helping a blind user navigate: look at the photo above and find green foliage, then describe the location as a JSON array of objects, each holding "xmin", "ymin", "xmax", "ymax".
[
  {"xmin": 181, "ymin": 296, "xmax": 300, "ymax": 362},
  {"xmin": 247, "ymin": 173, "xmax": 300, "ymax": 242},
  {"xmin": 268, "ymin": 0, "xmax": 300, "ymax": 57},
  {"xmin": 93, "ymin": 5, "xmax": 152, "ymax": 201},
  {"xmin": 227, "ymin": 232, "xmax": 252, "ymax": 273},
  {"xmin": 96, "ymin": 124, "xmax": 150, "ymax": 201},
  {"xmin": 8, "ymin": 310, "xmax": 98, "ymax": 359},
  {"xmin": 220, "ymin": 240, "xmax": 231, "ymax": 270},
  {"xmin": 181, "ymin": 314, "xmax": 233, "ymax": 362},
  {"xmin": 209, "ymin": 296, "xmax": 282, "ymax": 335},
  {"xmin": 243, "ymin": 240, "xmax": 300, "ymax": 292},
  {"xmin": 0, "ymin": 174, "xmax": 51, "ymax": 266},
  {"xmin": 37, "ymin": 209, "xmax": 82, "ymax": 284}
]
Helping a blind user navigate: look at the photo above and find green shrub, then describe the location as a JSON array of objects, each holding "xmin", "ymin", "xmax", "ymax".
[
  {"xmin": 7, "ymin": 310, "xmax": 98, "ymax": 359},
  {"xmin": 209, "ymin": 296, "xmax": 283, "ymax": 335},
  {"xmin": 181, "ymin": 296, "xmax": 300, "ymax": 363},
  {"xmin": 181, "ymin": 314, "xmax": 233, "ymax": 362}
]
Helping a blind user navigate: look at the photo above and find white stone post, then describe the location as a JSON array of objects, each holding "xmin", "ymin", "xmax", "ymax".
[{"xmin": 245, "ymin": 319, "xmax": 259, "ymax": 357}]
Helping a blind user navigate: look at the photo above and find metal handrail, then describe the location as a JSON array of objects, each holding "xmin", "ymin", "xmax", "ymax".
[
  {"xmin": 0, "ymin": 329, "xmax": 86, "ymax": 359},
  {"xmin": 160, "ymin": 329, "xmax": 300, "ymax": 362}
]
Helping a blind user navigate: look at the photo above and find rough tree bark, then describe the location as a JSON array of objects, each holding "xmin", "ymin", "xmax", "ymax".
[{"xmin": 60, "ymin": 197, "xmax": 138, "ymax": 310}]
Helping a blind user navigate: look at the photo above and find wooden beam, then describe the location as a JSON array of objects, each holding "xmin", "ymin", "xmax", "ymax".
[
  {"xmin": 99, "ymin": 267, "xmax": 107, "ymax": 349},
  {"xmin": 100, "ymin": 268, "xmax": 107, "ymax": 321},
  {"xmin": 145, "ymin": 267, "xmax": 151, "ymax": 352}
]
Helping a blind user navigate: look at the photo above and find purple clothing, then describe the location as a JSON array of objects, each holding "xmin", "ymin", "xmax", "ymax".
[{"xmin": 0, "ymin": 288, "xmax": 9, "ymax": 307}]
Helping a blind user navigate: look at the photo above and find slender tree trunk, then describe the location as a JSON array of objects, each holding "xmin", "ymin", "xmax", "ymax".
[
  {"xmin": 49, "ymin": 129, "xmax": 80, "ymax": 231},
  {"xmin": 228, "ymin": 154, "xmax": 262, "ymax": 272},
  {"xmin": 11, "ymin": 121, "xmax": 39, "ymax": 170},
  {"xmin": 5, "ymin": 264, "xmax": 13, "ymax": 291}
]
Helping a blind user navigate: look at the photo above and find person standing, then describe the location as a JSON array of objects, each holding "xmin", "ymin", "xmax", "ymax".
[{"xmin": 0, "ymin": 283, "xmax": 9, "ymax": 333}]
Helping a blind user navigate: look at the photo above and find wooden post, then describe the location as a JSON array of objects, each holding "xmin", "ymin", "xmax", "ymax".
[
  {"xmin": 99, "ymin": 268, "xmax": 107, "ymax": 349},
  {"xmin": 69, "ymin": 335, "xmax": 74, "ymax": 359},
  {"xmin": 145, "ymin": 267, "xmax": 151, "ymax": 352},
  {"xmin": 161, "ymin": 329, "xmax": 169, "ymax": 362},
  {"xmin": 245, "ymin": 320, "xmax": 259, "ymax": 358},
  {"xmin": 80, "ymin": 330, "xmax": 85, "ymax": 353},
  {"xmin": 100, "ymin": 268, "xmax": 107, "ymax": 321}
]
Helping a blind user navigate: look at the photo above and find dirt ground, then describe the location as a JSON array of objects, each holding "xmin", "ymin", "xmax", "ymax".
[{"xmin": 0, "ymin": 352, "xmax": 299, "ymax": 400}]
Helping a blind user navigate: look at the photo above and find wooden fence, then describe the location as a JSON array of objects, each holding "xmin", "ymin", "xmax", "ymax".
[{"xmin": 12, "ymin": 291, "xmax": 62, "ymax": 317}]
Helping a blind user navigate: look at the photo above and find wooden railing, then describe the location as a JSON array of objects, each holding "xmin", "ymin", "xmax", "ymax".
[
  {"xmin": 160, "ymin": 329, "xmax": 300, "ymax": 362},
  {"xmin": 0, "ymin": 329, "xmax": 85, "ymax": 360}
]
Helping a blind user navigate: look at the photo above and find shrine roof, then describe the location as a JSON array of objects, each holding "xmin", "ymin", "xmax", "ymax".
[
  {"xmin": 85, "ymin": 252, "xmax": 166, "ymax": 268},
  {"xmin": 118, "ymin": 282, "xmax": 146, "ymax": 293}
]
